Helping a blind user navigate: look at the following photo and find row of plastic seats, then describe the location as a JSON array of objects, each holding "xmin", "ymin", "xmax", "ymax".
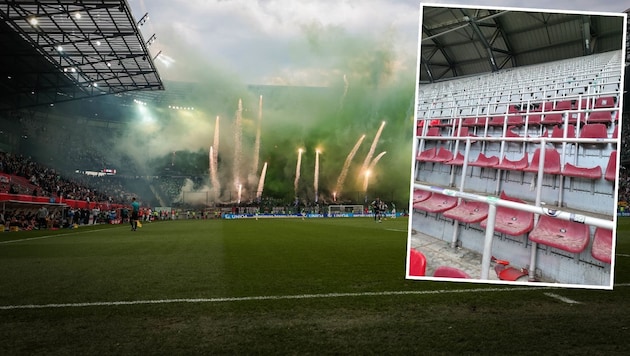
[
  {"xmin": 412, "ymin": 189, "xmax": 613, "ymax": 264},
  {"xmin": 417, "ymin": 110, "xmax": 618, "ymax": 131},
  {"xmin": 418, "ymin": 123, "xmax": 617, "ymax": 141},
  {"xmin": 417, "ymin": 147, "xmax": 617, "ymax": 181}
]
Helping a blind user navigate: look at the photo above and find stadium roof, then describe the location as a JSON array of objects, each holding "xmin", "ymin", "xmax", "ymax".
[
  {"xmin": 420, "ymin": 6, "xmax": 626, "ymax": 83},
  {"xmin": 0, "ymin": 0, "xmax": 163, "ymax": 111}
]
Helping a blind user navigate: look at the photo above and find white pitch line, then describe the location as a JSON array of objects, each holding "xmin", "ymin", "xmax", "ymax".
[
  {"xmin": 544, "ymin": 292, "xmax": 582, "ymax": 304},
  {"xmin": 385, "ymin": 229, "xmax": 408, "ymax": 232},
  {"xmin": 0, "ymin": 226, "xmax": 123, "ymax": 245},
  {"xmin": 3, "ymin": 284, "xmax": 629, "ymax": 311},
  {"xmin": 0, "ymin": 286, "xmax": 552, "ymax": 311}
]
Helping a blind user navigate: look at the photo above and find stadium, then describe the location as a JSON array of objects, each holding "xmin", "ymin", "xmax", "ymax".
[{"xmin": 1, "ymin": 1, "xmax": 630, "ymax": 354}]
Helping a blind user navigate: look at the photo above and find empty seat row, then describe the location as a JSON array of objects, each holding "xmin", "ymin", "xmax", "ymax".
[
  {"xmin": 418, "ymin": 123, "xmax": 616, "ymax": 141},
  {"xmin": 412, "ymin": 190, "xmax": 614, "ymax": 263},
  {"xmin": 417, "ymin": 148, "xmax": 617, "ymax": 182},
  {"xmin": 417, "ymin": 110, "xmax": 618, "ymax": 131}
]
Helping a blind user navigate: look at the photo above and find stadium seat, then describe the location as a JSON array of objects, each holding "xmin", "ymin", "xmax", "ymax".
[
  {"xmin": 586, "ymin": 111, "xmax": 613, "ymax": 124},
  {"xmin": 480, "ymin": 191, "xmax": 534, "ymax": 236},
  {"xmin": 541, "ymin": 113, "xmax": 563, "ymax": 125},
  {"xmin": 469, "ymin": 153, "xmax": 499, "ymax": 167},
  {"xmin": 523, "ymin": 148, "xmax": 561, "ymax": 175},
  {"xmin": 580, "ymin": 123, "xmax": 608, "ymax": 140},
  {"xmin": 416, "ymin": 147, "xmax": 437, "ymax": 162},
  {"xmin": 445, "ymin": 151, "xmax": 466, "ymax": 166},
  {"xmin": 591, "ymin": 228, "xmax": 613, "ymax": 264},
  {"xmin": 488, "ymin": 115, "xmax": 524, "ymax": 127},
  {"xmin": 462, "ymin": 117, "xmax": 478, "ymax": 127},
  {"xmin": 494, "ymin": 153, "xmax": 529, "ymax": 171},
  {"xmin": 408, "ymin": 248, "xmax": 427, "ymax": 276},
  {"xmin": 594, "ymin": 96, "xmax": 616, "ymax": 108},
  {"xmin": 562, "ymin": 162, "xmax": 602, "ymax": 180},
  {"xmin": 430, "ymin": 148, "xmax": 454, "ymax": 163},
  {"xmin": 568, "ymin": 111, "xmax": 586, "ymax": 124},
  {"xmin": 442, "ymin": 200, "xmax": 489, "ymax": 224},
  {"xmin": 414, "ymin": 193, "xmax": 458, "ymax": 213},
  {"xmin": 473, "ymin": 116, "xmax": 489, "ymax": 127},
  {"xmin": 524, "ymin": 114, "xmax": 542, "ymax": 126},
  {"xmin": 426, "ymin": 127, "xmax": 441, "ymax": 137},
  {"xmin": 413, "ymin": 189, "xmax": 431, "ymax": 204},
  {"xmin": 433, "ymin": 266, "xmax": 471, "ymax": 279},
  {"xmin": 453, "ymin": 126, "xmax": 478, "ymax": 143},
  {"xmin": 604, "ymin": 151, "xmax": 617, "ymax": 182},
  {"xmin": 528, "ymin": 215, "xmax": 590, "ymax": 253},
  {"xmin": 550, "ymin": 124, "xmax": 576, "ymax": 140},
  {"xmin": 553, "ymin": 100, "xmax": 572, "ymax": 111}
]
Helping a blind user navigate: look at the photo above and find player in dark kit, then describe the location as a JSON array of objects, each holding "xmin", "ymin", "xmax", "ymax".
[{"xmin": 130, "ymin": 197, "xmax": 140, "ymax": 231}]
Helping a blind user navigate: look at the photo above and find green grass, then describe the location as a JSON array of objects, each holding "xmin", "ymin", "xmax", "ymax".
[{"xmin": 1, "ymin": 217, "xmax": 630, "ymax": 355}]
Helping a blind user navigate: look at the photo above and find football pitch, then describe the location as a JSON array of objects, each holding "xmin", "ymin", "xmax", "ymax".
[{"xmin": 1, "ymin": 217, "xmax": 629, "ymax": 354}]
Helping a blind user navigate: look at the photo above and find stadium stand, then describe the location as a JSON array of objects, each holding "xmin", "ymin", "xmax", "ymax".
[{"xmin": 412, "ymin": 47, "xmax": 623, "ymax": 286}]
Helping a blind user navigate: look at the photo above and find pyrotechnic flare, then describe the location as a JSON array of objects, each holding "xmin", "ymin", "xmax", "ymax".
[
  {"xmin": 334, "ymin": 134, "xmax": 365, "ymax": 197},
  {"xmin": 252, "ymin": 95, "xmax": 263, "ymax": 178},
  {"xmin": 360, "ymin": 121, "xmax": 386, "ymax": 180},
  {"xmin": 233, "ymin": 99, "xmax": 243, "ymax": 193},
  {"xmin": 256, "ymin": 162, "xmax": 268, "ymax": 199},
  {"xmin": 364, "ymin": 151, "xmax": 387, "ymax": 192},
  {"xmin": 314, "ymin": 149, "xmax": 321, "ymax": 203},
  {"xmin": 294, "ymin": 148, "xmax": 304, "ymax": 198}
]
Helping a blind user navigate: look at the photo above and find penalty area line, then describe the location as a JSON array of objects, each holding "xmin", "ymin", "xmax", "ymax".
[{"xmin": 0, "ymin": 286, "xmax": 552, "ymax": 311}]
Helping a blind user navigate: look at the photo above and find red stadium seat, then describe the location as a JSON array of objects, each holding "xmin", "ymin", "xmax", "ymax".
[
  {"xmin": 550, "ymin": 125, "xmax": 576, "ymax": 140},
  {"xmin": 469, "ymin": 153, "xmax": 499, "ymax": 167},
  {"xmin": 580, "ymin": 123, "xmax": 608, "ymax": 139},
  {"xmin": 594, "ymin": 96, "xmax": 616, "ymax": 108},
  {"xmin": 443, "ymin": 200, "xmax": 489, "ymax": 224},
  {"xmin": 462, "ymin": 117, "xmax": 478, "ymax": 127},
  {"xmin": 494, "ymin": 153, "xmax": 529, "ymax": 171},
  {"xmin": 489, "ymin": 115, "xmax": 523, "ymax": 127},
  {"xmin": 445, "ymin": 151, "xmax": 466, "ymax": 166},
  {"xmin": 480, "ymin": 191, "xmax": 534, "ymax": 236},
  {"xmin": 562, "ymin": 162, "xmax": 602, "ymax": 180},
  {"xmin": 553, "ymin": 100, "xmax": 572, "ymax": 111},
  {"xmin": 524, "ymin": 114, "xmax": 542, "ymax": 126},
  {"xmin": 416, "ymin": 148, "xmax": 436, "ymax": 162},
  {"xmin": 541, "ymin": 113, "xmax": 563, "ymax": 125},
  {"xmin": 568, "ymin": 111, "xmax": 586, "ymax": 124},
  {"xmin": 523, "ymin": 148, "xmax": 561, "ymax": 175},
  {"xmin": 414, "ymin": 193, "xmax": 458, "ymax": 213},
  {"xmin": 430, "ymin": 148, "xmax": 454, "ymax": 163},
  {"xmin": 591, "ymin": 228, "xmax": 613, "ymax": 264},
  {"xmin": 604, "ymin": 151, "xmax": 617, "ymax": 182},
  {"xmin": 408, "ymin": 248, "xmax": 427, "ymax": 276},
  {"xmin": 528, "ymin": 215, "xmax": 590, "ymax": 253},
  {"xmin": 586, "ymin": 111, "xmax": 613, "ymax": 124},
  {"xmin": 426, "ymin": 127, "xmax": 441, "ymax": 137}
]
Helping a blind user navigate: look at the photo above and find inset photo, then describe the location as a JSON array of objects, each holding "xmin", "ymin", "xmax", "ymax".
[{"xmin": 407, "ymin": 3, "xmax": 627, "ymax": 289}]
